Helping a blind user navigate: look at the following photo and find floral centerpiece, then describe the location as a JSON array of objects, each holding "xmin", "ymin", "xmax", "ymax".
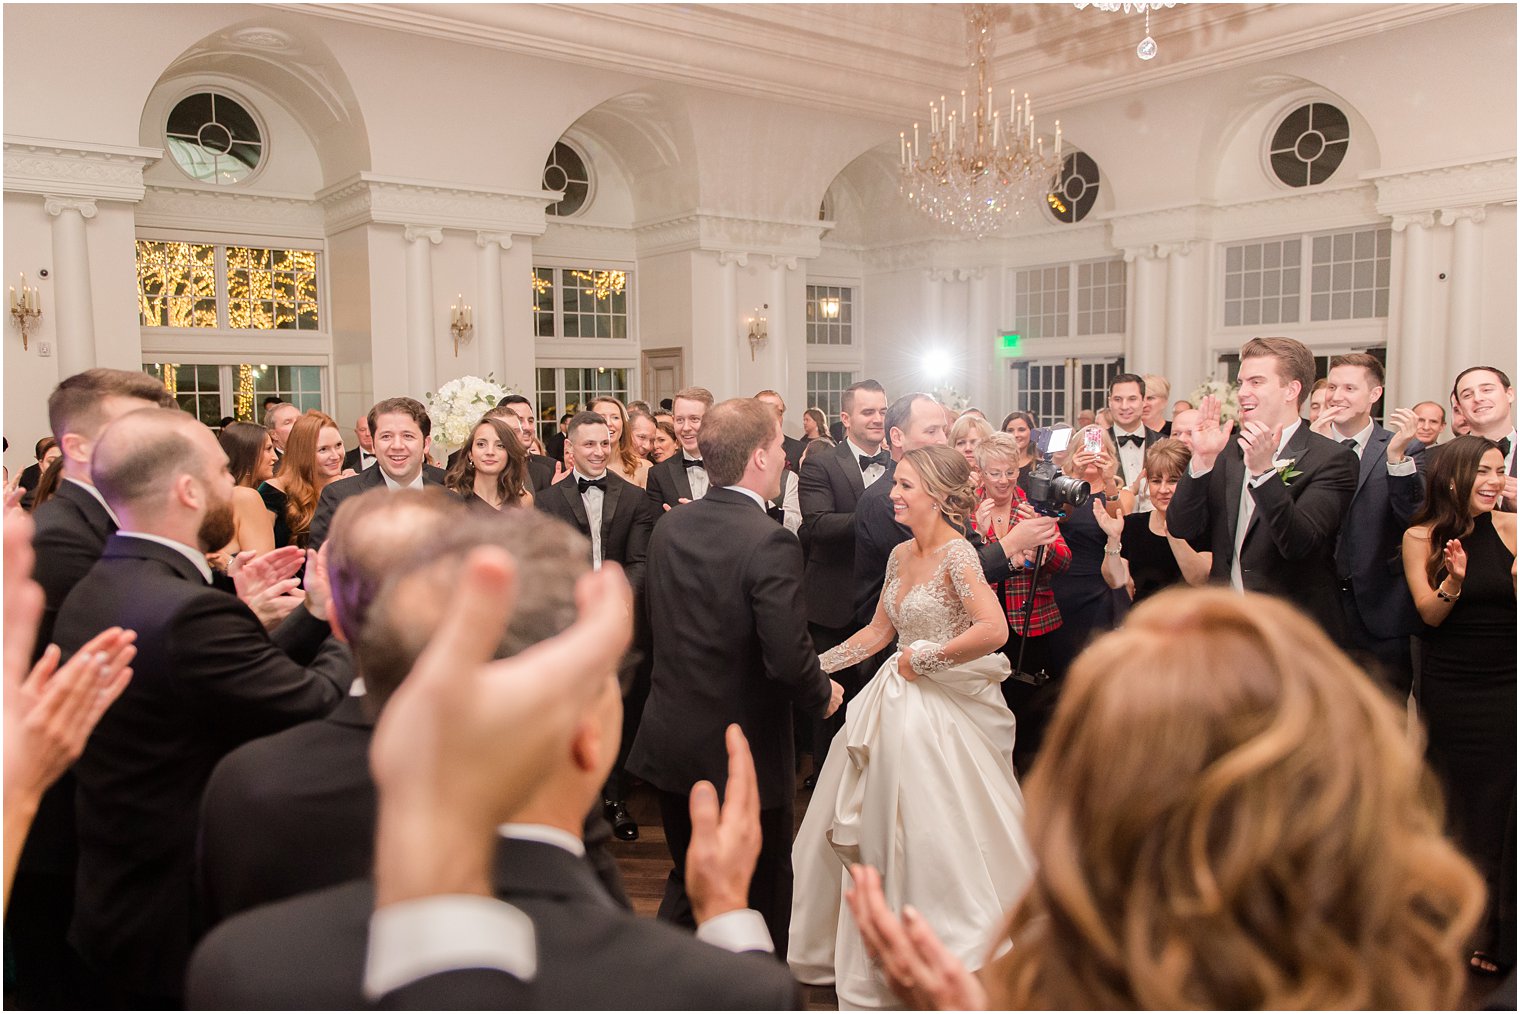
[
  {"xmin": 1188, "ymin": 378, "xmax": 1242, "ymax": 424},
  {"xmin": 933, "ymin": 386, "xmax": 971, "ymax": 413},
  {"xmin": 426, "ymin": 374, "xmax": 510, "ymax": 454}
]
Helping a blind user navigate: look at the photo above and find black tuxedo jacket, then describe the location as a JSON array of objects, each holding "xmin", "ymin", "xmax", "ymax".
[
  {"xmin": 30, "ymin": 479, "xmax": 116, "ymax": 654},
  {"xmin": 1169, "ymin": 425, "xmax": 1356, "ymax": 634},
  {"xmin": 53, "ymin": 535, "xmax": 352, "ymax": 998},
  {"xmin": 852, "ymin": 462, "xmax": 1015, "ymax": 626},
  {"xmin": 307, "ymin": 462, "xmax": 449, "ymax": 551},
  {"xmin": 340, "ymin": 447, "xmax": 375, "ymax": 473},
  {"xmin": 1110, "ymin": 424, "xmax": 1165, "ymax": 485},
  {"xmin": 187, "ymin": 837, "xmax": 799, "ymax": 1010},
  {"xmin": 799, "ymin": 440, "xmax": 876, "ymax": 629},
  {"xmin": 535, "ymin": 471, "xmax": 655, "ymax": 596},
  {"xmin": 629, "ymin": 488, "xmax": 832, "ymax": 810},
  {"xmin": 197, "ymin": 695, "xmax": 627, "ymax": 930},
  {"xmin": 527, "ymin": 452, "xmax": 558, "ymax": 492},
  {"xmin": 645, "ymin": 452, "xmax": 697, "ymax": 510},
  {"xmin": 1334, "ymin": 425, "xmax": 1426, "ymax": 640},
  {"xmin": 782, "ymin": 433, "xmax": 806, "ymax": 472}
]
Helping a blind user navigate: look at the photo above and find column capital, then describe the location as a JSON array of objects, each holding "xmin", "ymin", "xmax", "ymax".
[
  {"xmin": 44, "ymin": 195, "xmax": 97, "ymax": 219},
  {"xmin": 1153, "ymin": 241, "xmax": 1191, "ymax": 259},
  {"xmin": 1390, "ymin": 211, "xmax": 1436, "ymax": 232},
  {"xmin": 1121, "ymin": 245, "xmax": 1158, "ymax": 263},
  {"xmin": 475, "ymin": 231, "xmax": 513, "ymax": 250},
  {"xmin": 404, "ymin": 225, "xmax": 444, "ymax": 245},
  {"xmin": 1438, "ymin": 205, "xmax": 1488, "ymax": 227},
  {"xmin": 715, "ymin": 250, "xmax": 748, "ymax": 268},
  {"xmin": 769, "ymin": 254, "xmax": 798, "ymax": 271}
]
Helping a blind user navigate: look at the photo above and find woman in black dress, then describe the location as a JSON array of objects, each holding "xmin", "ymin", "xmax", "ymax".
[
  {"xmin": 1092, "ymin": 439, "xmax": 1212, "ymax": 603},
  {"xmin": 444, "ymin": 417, "xmax": 533, "ymax": 511},
  {"xmin": 1402, "ymin": 435, "xmax": 1517, "ymax": 975}
]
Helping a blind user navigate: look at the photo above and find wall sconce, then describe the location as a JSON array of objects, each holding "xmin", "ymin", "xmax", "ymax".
[
  {"xmin": 9, "ymin": 273, "xmax": 41, "ymax": 351},
  {"xmin": 746, "ymin": 305, "xmax": 768, "ymax": 361},
  {"xmin": 449, "ymin": 294, "xmax": 473, "ymax": 357},
  {"xmin": 818, "ymin": 295, "xmax": 841, "ymax": 320}
]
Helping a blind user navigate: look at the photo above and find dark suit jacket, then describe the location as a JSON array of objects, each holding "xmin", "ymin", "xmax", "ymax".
[
  {"xmin": 1169, "ymin": 424, "xmax": 1356, "ymax": 635},
  {"xmin": 307, "ymin": 463, "xmax": 449, "ymax": 550},
  {"xmin": 1110, "ymin": 424, "xmax": 1165, "ymax": 485},
  {"xmin": 196, "ymin": 695, "xmax": 627, "ymax": 930},
  {"xmin": 535, "ymin": 471, "xmax": 655, "ymax": 596},
  {"xmin": 340, "ymin": 447, "xmax": 375, "ymax": 473},
  {"xmin": 53, "ymin": 535, "xmax": 352, "ymax": 998},
  {"xmin": 527, "ymin": 452, "xmax": 558, "ymax": 492},
  {"xmin": 782, "ymin": 434, "xmax": 806, "ymax": 472},
  {"xmin": 187, "ymin": 837, "xmax": 799, "ymax": 1010},
  {"xmin": 629, "ymin": 488, "xmax": 832, "ymax": 810},
  {"xmin": 30, "ymin": 479, "xmax": 116, "ymax": 654},
  {"xmin": 852, "ymin": 462, "xmax": 1015, "ymax": 626},
  {"xmin": 1334, "ymin": 425, "xmax": 1426, "ymax": 640},
  {"xmin": 799, "ymin": 440, "xmax": 875, "ymax": 629},
  {"xmin": 645, "ymin": 452, "xmax": 696, "ymax": 511}
]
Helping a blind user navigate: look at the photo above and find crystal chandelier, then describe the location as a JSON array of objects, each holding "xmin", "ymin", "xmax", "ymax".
[
  {"xmin": 1074, "ymin": 2, "xmax": 1177, "ymax": 61},
  {"xmin": 899, "ymin": 4, "xmax": 1064, "ymax": 237}
]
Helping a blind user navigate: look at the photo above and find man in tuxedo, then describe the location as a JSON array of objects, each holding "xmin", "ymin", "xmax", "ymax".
[
  {"xmin": 188, "ymin": 511, "xmax": 798, "ymax": 1011},
  {"xmin": 756, "ymin": 389, "xmax": 806, "ymax": 472},
  {"xmin": 7, "ymin": 368, "xmax": 173, "ymax": 1011},
  {"xmin": 198, "ymin": 492, "xmax": 628, "ymax": 928},
  {"xmin": 1449, "ymin": 366, "xmax": 1516, "ymax": 511},
  {"xmin": 340, "ymin": 414, "xmax": 375, "ymax": 473},
  {"xmin": 496, "ymin": 394, "xmax": 563, "ymax": 491},
  {"xmin": 646, "ymin": 385, "xmax": 715, "ymax": 510},
  {"xmin": 1316, "ymin": 353, "xmax": 1424, "ymax": 697},
  {"xmin": 52, "ymin": 407, "xmax": 351, "ymax": 1006},
  {"xmin": 308, "ymin": 397, "xmax": 448, "ymax": 551},
  {"xmin": 264, "ymin": 400, "xmax": 300, "ymax": 472},
  {"xmin": 1413, "ymin": 401, "xmax": 1447, "ymax": 449},
  {"xmin": 536, "ymin": 411, "xmax": 657, "ymax": 840},
  {"xmin": 1169, "ymin": 336, "xmax": 1357, "ymax": 639},
  {"xmin": 1108, "ymin": 372, "xmax": 1164, "ymax": 507},
  {"xmin": 630, "ymin": 398, "xmax": 843, "ymax": 957}
]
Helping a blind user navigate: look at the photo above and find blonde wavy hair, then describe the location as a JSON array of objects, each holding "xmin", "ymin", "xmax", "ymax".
[
  {"xmin": 899, "ymin": 445, "xmax": 978, "ymax": 531},
  {"xmin": 987, "ymin": 588, "xmax": 1484, "ymax": 1010}
]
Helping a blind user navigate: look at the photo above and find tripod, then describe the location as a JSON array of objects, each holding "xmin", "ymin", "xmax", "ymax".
[{"xmin": 1009, "ymin": 541, "xmax": 1053, "ymax": 686}]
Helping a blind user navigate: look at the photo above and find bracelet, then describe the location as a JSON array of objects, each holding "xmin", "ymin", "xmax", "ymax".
[
  {"xmin": 1103, "ymin": 545, "xmax": 1123, "ymax": 557},
  {"xmin": 1436, "ymin": 584, "xmax": 1461, "ymax": 603}
]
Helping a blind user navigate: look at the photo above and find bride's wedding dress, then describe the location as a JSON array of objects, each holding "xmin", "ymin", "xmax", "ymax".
[{"xmin": 788, "ymin": 538, "xmax": 1035, "ymax": 1010}]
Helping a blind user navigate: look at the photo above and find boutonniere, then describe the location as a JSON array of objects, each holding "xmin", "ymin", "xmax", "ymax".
[{"xmin": 1273, "ymin": 458, "xmax": 1302, "ymax": 484}]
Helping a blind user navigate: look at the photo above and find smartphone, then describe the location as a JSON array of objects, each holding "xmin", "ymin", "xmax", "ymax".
[{"xmin": 1083, "ymin": 428, "xmax": 1103, "ymax": 455}]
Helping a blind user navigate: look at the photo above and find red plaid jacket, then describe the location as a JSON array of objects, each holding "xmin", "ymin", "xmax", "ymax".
[{"xmin": 970, "ymin": 487, "xmax": 1071, "ymax": 636}]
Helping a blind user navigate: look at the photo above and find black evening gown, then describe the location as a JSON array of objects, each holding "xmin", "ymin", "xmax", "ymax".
[
  {"xmin": 1048, "ymin": 492, "xmax": 1128, "ymax": 673},
  {"xmin": 257, "ymin": 482, "xmax": 293, "ymax": 549},
  {"xmin": 1120, "ymin": 511, "xmax": 1183, "ymax": 604},
  {"xmin": 1419, "ymin": 511, "xmax": 1517, "ymax": 967}
]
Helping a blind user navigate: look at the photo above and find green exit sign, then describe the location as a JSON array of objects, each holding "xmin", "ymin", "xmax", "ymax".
[{"xmin": 997, "ymin": 332, "xmax": 1022, "ymax": 358}]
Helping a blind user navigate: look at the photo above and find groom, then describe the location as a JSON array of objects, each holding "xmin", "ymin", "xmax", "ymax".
[{"xmin": 628, "ymin": 398, "xmax": 842, "ymax": 958}]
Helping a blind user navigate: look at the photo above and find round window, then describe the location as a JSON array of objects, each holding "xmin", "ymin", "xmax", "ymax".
[
  {"xmin": 543, "ymin": 141, "xmax": 591, "ymax": 217},
  {"xmin": 165, "ymin": 92, "xmax": 263, "ymax": 185},
  {"xmin": 1268, "ymin": 102, "xmax": 1349, "ymax": 188},
  {"xmin": 1048, "ymin": 151, "xmax": 1100, "ymax": 224}
]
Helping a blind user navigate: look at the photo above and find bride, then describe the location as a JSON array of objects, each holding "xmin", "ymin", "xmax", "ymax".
[{"xmin": 789, "ymin": 445, "xmax": 1035, "ymax": 1010}]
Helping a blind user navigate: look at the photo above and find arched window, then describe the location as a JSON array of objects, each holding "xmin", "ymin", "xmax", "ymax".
[
  {"xmin": 543, "ymin": 141, "xmax": 592, "ymax": 217},
  {"xmin": 165, "ymin": 91, "xmax": 264, "ymax": 185},
  {"xmin": 1047, "ymin": 151, "xmax": 1101, "ymax": 224}
]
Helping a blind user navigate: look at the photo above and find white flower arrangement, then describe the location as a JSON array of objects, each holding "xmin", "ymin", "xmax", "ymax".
[
  {"xmin": 426, "ymin": 374, "xmax": 511, "ymax": 453},
  {"xmin": 1188, "ymin": 378, "xmax": 1242, "ymax": 424},
  {"xmin": 933, "ymin": 386, "xmax": 971, "ymax": 412}
]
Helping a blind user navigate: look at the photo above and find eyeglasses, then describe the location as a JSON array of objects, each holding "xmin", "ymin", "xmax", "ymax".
[{"xmin": 981, "ymin": 469, "xmax": 1017, "ymax": 481}]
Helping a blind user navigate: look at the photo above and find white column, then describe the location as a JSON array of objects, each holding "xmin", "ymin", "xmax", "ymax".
[
  {"xmin": 1127, "ymin": 247, "xmax": 1165, "ymax": 374},
  {"xmin": 1440, "ymin": 206, "xmax": 1486, "ymax": 391},
  {"xmin": 404, "ymin": 226, "xmax": 442, "ymax": 398},
  {"xmin": 967, "ymin": 269, "xmax": 992, "ymax": 411},
  {"xmin": 1160, "ymin": 243, "xmax": 1192, "ymax": 389},
  {"xmin": 923, "ymin": 270, "xmax": 944, "ymax": 395},
  {"xmin": 768, "ymin": 255, "xmax": 794, "ymax": 394},
  {"xmin": 44, "ymin": 196, "xmax": 97, "ymax": 376},
  {"xmin": 475, "ymin": 232, "xmax": 509, "ymax": 384},
  {"xmin": 717, "ymin": 251, "xmax": 744, "ymax": 399},
  {"xmin": 1390, "ymin": 212, "xmax": 1435, "ymax": 411}
]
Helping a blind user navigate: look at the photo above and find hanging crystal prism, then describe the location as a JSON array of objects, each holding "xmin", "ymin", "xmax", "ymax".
[{"xmin": 1136, "ymin": 8, "xmax": 1158, "ymax": 60}]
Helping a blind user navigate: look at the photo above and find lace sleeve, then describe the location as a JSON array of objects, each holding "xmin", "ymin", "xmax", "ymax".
[
  {"xmin": 819, "ymin": 640, "xmax": 877, "ymax": 674},
  {"xmin": 944, "ymin": 539, "xmax": 984, "ymax": 601},
  {"xmin": 908, "ymin": 643, "xmax": 953, "ymax": 676},
  {"xmin": 818, "ymin": 544, "xmax": 902, "ymax": 673}
]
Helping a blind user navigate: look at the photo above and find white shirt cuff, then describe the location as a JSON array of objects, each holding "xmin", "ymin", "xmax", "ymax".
[
  {"xmin": 695, "ymin": 908, "xmax": 774, "ymax": 954},
  {"xmin": 1188, "ymin": 461, "xmax": 1212, "ymax": 478},
  {"xmin": 364, "ymin": 895, "xmax": 536, "ymax": 1000},
  {"xmin": 1247, "ymin": 470, "xmax": 1277, "ymax": 488},
  {"xmin": 1386, "ymin": 457, "xmax": 1417, "ymax": 476}
]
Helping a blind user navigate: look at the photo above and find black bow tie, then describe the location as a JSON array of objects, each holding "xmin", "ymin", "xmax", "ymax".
[
  {"xmin": 683, "ymin": 457, "xmax": 705, "ymax": 470},
  {"xmin": 1500, "ymin": 437, "xmax": 1513, "ymax": 457},
  {"xmin": 1115, "ymin": 433, "xmax": 1144, "ymax": 449},
  {"xmin": 859, "ymin": 451, "xmax": 890, "ymax": 471},
  {"xmin": 577, "ymin": 476, "xmax": 607, "ymax": 494}
]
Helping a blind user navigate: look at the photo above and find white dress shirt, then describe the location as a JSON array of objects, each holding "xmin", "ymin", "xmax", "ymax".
[
  {"xmin": 381, "ymin": 469, "xmax": 427, "ymax": 491},
  {"xmin": 114, "ymin": 531, "xmax": 214, "ymax": 584},
  {"xmin": 1111, "ymin": 423, "xmax": 1147, "ymax": 486},
  {"xmin": 682, "ymin": 453, "xmax": 710, "ymax": 500},
  {"xmin": 64, "ymin": 477, "xmax": 120, "ymax": 526},
  {"xmin": 1229, "ymin": 419, "xmax": 1302, "ymax": 592},
  {"xmin": 845, "ymin": 438, "xmax": 887, "ymax": 488},
  {"xmin": 573, "ymin": 469, "xmax": 607, "ymax": 568}
]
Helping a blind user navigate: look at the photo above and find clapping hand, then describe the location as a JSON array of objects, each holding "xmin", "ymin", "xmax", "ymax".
[
  {"xmin": 1190, "ymin": 395, "xmax": 1234, "ymax": 471},
  {"xmin": 1442, "ymin": 538, "xmax": 1468, "ymax": 583},
  {"xmin": 845, "ymin": 864, "xmax": 987, "ymax": 1011},
  {"xmin": 1385, "ymin": 407, "xmax": 1419, "ymax": 462},
  {"xmin": 1092, "ymin": 497, "xmax": 1124, "ymax": 539},
  {"xmin": 229, "ymin": 546, "xmax": 306, "ymax": 628},
  {"xmin": 1238, "ymin": 420, "xmax": 1282, "ymax": 477},
  {"xmin": 685, "ymin": 725, "xmax": 761, "ymax": 924}
]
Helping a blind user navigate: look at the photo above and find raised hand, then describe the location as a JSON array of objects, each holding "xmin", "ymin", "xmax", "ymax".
[
  {"xmin": 1442, "ymin": 538, "xmax": 1467, "ymax": 583},
  {"xmin": 685, "ymin": 724, "xmax": 761, "ymax": 924},
  {"xmin": 1385, "ymin": 407, "xmax": 1419, "ymax": 462},
  {"xmin": 1239, "ymin": 420, "xmax": 1282, "ymax": 477},
  {"xmin": 845, "ymin": 864, "xmax": 987, "ymax": 1011},
  {"xmin": 303, "ymin": 544, "xmax": 333, "ymax": 622},
  {"xmin": 1190, "ymin": 395, "xmax": 1234, "ymax": 470},
  {"xmin": 1092, "ymin": 496, "xmax": 1124, "ymax": 540}
]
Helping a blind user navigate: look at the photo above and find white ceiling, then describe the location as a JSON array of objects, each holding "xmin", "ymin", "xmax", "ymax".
[{"xmin": 280, "ymin": 2, "xmax": 1465, "ymax": 122}]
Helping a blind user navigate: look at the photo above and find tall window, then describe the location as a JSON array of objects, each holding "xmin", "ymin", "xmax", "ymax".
[
  {"xmin": 1012, "ymin": 266, "xmax": 1069, "ymax": 340},
  {"xmin": 531, "ymin": 267, "xmax": 631, "ymax": 339},
  {"xmin": 142, "ymin": 362, "xmax": 324, "ymax": 426},
  {"xmin": 806, "ymin": 370, "xmax": 856, "ymax": 418},
  {"xmin": 1012, "ymin": 258, "xmax": 1126, "ymax": 341},
  {"xmin": 806, "ymin": 285, "xmax": 853, "ymax": 345},
  {"xmin": 136, "ymin": 240, "xmax": 321, "ymax": 332},
  {"xmin": 1010, "ymin": 357, "xmax": 1125, "ymax": 425},
  {"xmin": 534, "ymin": 367, "xmax": 631, "ymax": 445},
  {"xmin": 1221, "ymin": 227, "xmax": 1390, "ymax": 328}
]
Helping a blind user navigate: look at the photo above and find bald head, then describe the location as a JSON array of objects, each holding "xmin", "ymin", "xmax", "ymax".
[
  {"xmin": 1169, "ymin": 407, "xmax": 1202, "ymax": 450},
  {"xmin": 91, "ymin": 408, "xmax": 211, "ymax": 514}
]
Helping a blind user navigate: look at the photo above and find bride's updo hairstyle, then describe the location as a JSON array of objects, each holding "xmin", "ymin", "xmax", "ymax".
[
  {"xmin": 900, "ymin": 444, "xmax": 978, "ymax": 531},
  {"xmin": 988, "ymin": 588, "xmax": 1483, "ymax": 1010}
]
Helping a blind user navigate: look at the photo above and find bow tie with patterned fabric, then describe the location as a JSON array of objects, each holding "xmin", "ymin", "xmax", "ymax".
[
  {"xmin": 858, "ymin": 450, "xmax": 890, "ymax": 471},
  {"xmin": 577, "ymin": 476, "xmax": 607, "ymax": 494},
  {"xmin": 1115, "ymin": 433, "xmax": 1144, "ymax": 449},
  {"xmin": 683, "ymin": 457, "xmax": 705, "ymax": 470}
]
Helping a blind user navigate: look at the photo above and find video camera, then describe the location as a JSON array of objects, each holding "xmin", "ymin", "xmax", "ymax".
[{"xmin": 1022, "ymin": 425, "xmax": 1091, "ymax": 519}]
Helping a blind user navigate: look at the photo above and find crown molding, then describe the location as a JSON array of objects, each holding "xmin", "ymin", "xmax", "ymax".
[
  {"xmin": 4, "ymin": 136, "xmax": 162, "ymax": 203},
  {"xmin": 136, "ymin": 185, "xmax": 325, "ymax": 239},
  {"xmin": 1365, "ymin": 154, "xmax": 1517, "ymax": 217},
  {"xmin": 317, "ymin": 172, "xmax": 555, "ymax": 236},
  {"xmin": 634, "ymin": 212, "xmax": 825, "ymax": 261},
  {"xmin": 536, "ymin": 220, "xmax": 638, "ymax": 262}
]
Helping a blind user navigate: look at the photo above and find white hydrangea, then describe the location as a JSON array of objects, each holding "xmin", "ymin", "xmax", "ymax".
[{"xmin": 426, "ymin": 375, "xmax": 510, "ymax": 453}]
